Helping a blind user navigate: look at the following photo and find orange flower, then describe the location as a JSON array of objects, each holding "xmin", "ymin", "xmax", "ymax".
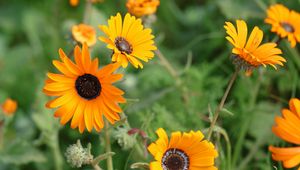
[
  {"xmin": 1, "ymin": 98, "xmax": 17, "ymax": 116},
  {"xmin": 72, "ymin": 24, "xmax": 97, "ymax": 47},
  {"xmin": 43, "ymin": 44, "xmax": 125, "ymax": 133},
  {"xmin": 148, "ymin": 128, "xmax": 218, "ymax": 170},
  {"xmin": 126, "ymin": 0, "xmax": 160, "ymax": 17},
  {"xmin": 265, "ymin": 4, "xmax": 300, "ymax": 48},
  {"xmin": 269, "ymin": 98, "xmax": 300, "ymax": 169},
  {"xmin": 69, "ymin": 0, "xmax": 103, "ymax": 6},
  {"xmin": 69, "ymin": 0, "xmax": 79, "ymax": 6},
  {"xmin": 224, "ymin": 20, "xmax": 286, "ymax": 73}
]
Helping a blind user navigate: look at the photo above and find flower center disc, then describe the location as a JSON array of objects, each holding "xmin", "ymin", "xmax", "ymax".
[
  {"xmin": 75, "ymin": 74, "xmax": 101, "ymax": 100},
  {"xmin": 115, "ymin": 37, "xmax": 133, "ymax": 54},
  {"xmin": 162, "ymin": 149, "xmax": 189, "ymax": 170},
  {"xmin": 281, "ymin": 22, "xmax": 295, "ymax": 33}
]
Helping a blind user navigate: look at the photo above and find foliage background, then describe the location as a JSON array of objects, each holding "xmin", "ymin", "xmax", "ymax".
[{"xmin": 0, "ymin": 0, "xmax": 299, "ymax": 169}]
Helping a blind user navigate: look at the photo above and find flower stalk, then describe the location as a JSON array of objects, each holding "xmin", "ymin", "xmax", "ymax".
[
  {"xmin": 155, "ymin": 49, "xmax": 189, "ymax": 103},
  {"xmin": 207, "ymin": 68, "xmax": 240, "ymax": 141},
  {"xmin": 0, "ymin": 120, "xmax": 3, "ymax": 150},
  {"xmin": 104, "ymin": 120, "xmax": 113, "ymax": 170}
]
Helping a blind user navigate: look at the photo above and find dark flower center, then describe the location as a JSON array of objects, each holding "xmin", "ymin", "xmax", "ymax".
[
  {"xmin": 75, "ymin": 74, "xmax": 101, "ymax": 100},
  {"xmin": 115, "ymin": 37, "xmax": 133, "ymax": 54},
  {"xmin": 162, "ymin": 149, "xmax": 189, "ymax": 170},
  {"xmin": 281, "ymin": 22, "xmax": 295, "ymax": 33}
]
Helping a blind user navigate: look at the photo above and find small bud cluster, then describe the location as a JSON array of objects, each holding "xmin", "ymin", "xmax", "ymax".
[{"xmin": 65, "ymin": 140, "xmax": 93, "ymax": 168}]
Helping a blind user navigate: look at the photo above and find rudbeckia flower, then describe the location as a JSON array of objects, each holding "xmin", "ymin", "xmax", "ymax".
[
  {"xmin": 72, "ymin": 24, "xmax": 97, "ymax": 47},
  {"xmin": 148, "ymin": 128, "xmax": 218, "ymax": 170},
  {"xmin": 1, "ymin": 98, "xmax": 17, "ymax": 116},
  {"xmin": 126, "ymin": 0, "xmax": 160, "ymax": 17},
  {"xmin": 269, "ymin": 98, "xmax": 300, "ymax": 169},
  {"xmin": 224, "ymin": 20, "xmax": 286, "ymax": 73},
  {"xmin": 43, "ymin": 43, "xmax": 126, "ymax": 133},
  {"xmin": 265, "ymin": 4, "xmax": 300, "ymax": 48},
  {"xmin": 99, "ymin": 13, "xmax": 157, "ymax": 69}
]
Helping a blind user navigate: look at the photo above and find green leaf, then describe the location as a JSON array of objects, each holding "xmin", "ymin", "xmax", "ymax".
[{"xmin": 0, "ymin": 139, "xmax": 46, "ymax": 165}]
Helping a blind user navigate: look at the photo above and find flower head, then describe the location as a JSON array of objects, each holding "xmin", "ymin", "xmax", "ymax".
[
  {"xmin": 43, "ymin": 43, "xmax": 126, "ymax": 133},
  {"xmin": 269, "ymin": 98, "xmax": 300, "ymax": 169},
  {"xmin": 126, "ymin": 0, "xmax": 160, "ymax": 17},
  {"xmin": 1, "ymin": 98, "xmax": 17, "ymax": 116},
  {"xmin": 265, "ymin": 4, "xmax": 300, "ymax": 47},
  {"xmin": 99, "ymin": 13, "xmax": 157, "ymax": 69},
  {"xmin": 72, "ymin": 24, "xmax": 97, "ymax": 47},
  {"xmin": 224, "ymin": 20, "xmax": 286, "ymax": 72},
  {"xmin": 147, "ymin": 128, "xmax": 218, "ymax": 170}
]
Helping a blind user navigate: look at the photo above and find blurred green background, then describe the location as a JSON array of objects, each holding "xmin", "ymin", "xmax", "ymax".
[{"xmin": 0, "ymin": 0, "xmax": 299, "ymax": 169}]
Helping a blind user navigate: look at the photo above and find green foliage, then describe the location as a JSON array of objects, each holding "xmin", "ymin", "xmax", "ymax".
[{"xmin": 0, "ymin": 0, "xmax": 299, "ymax": 169}]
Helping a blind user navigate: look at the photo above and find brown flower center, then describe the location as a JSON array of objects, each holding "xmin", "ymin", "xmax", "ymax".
[
  {"xmin": 280, "ymin": 22, "xmax": 295, "ymax": 33},
  {"xmin": 162, "ymin": 149, "xmax": 189, "ymax": 170},
  {"xmin": 115, "ymin": 37, "xmax": 133, "ymax": 54},
  {"xmin": 75, "ymin": 74, "xmax": 101, "ymax": 100}
]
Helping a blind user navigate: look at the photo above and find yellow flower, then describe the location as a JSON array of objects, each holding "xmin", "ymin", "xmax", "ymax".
[
  {"xmin": 43, "ymin": 43, "xmax": 126, "ymax": 133},
  {"xmin": 72, "ymin": 24, "xmax": 97, "ymax": 47},
  {"xmin": 224, "ymin": 20, "xmax": 286, "ymax": 72},
  {"xmin": 265, "ymin": 4, "xmax": 300, "ymax": 48},
  {"xmin": 1, "ymin": 98, "xmax": 17, "ymax": 116},
  {"xmin": 269, "ymin": 98, "xmax": 300, "ymax": 169},
  {"xmin": 148, "ymin": 128, "xmax": 218, "ymax": 170},
  {"xmin": 99, "ymin": 13, "xmax": 157, "ymax": 69},
  {"xmin": 126, "ymin": 0, "xmax": 160, "ymax": 17}
]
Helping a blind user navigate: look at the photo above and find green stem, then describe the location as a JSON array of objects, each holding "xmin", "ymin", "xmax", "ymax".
[
  {"xmin": 207, "ymin": 68, "xmax": 240, "ymax": 141},
  {"xmin": 155, "ymin": 49, "xmax": 189, "ymax": 103},
  {"xmin": 104, "ymin": 120, "xmax": 113, "ymax": 170},
  {"xmin": 237, "ymin": 137, "xmax": 265, "ymax": 169},
  {"xmin": 155, "ymin": 49, "xmax": 178, "ymax": 80},
  {"xmin": 51, "ymin": 132, "xmax": 63, "ymax": 170},
  {"xmin": 0, "ymin": 120, "xmax": 3, "ymax": 150},
  {"xmin": 232, "ymin": 71, "xmax": 262, "ymax": 168},
  {"xmin": 285, "ymin": 41, "xmax": 300, "ymax": 70},
  {"xmin": 92, "ymin": 165, "xmax": 102, "ymax": 170}
]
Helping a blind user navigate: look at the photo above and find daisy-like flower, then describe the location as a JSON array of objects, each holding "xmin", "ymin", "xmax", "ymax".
[
  {"xmin": 99, "ymin": 13, "xmax": 157, "ymax": 69},
  {"xmin": 265, "ymin": 4, "xmax": 300, "ymax": 48},
  {"xmin": 147, "ymin": 128, "xmax": 218, "ymax": 170},
  {"xmin": 43, "ymin": 43, "xmax": 126, "ymax": 133},
  {"xmin": 1, "ymin": 98, "xmax": 17, "ymax": 116},
  {"xmin": 126, "ymin": 0, "xmax": 160, "ymax": 17},
  {"xmin": 269, "ymin": 98, "xmax": 300, "ymax": 169},
  {"xmin": 72, "ymin": 24, "xmax": 97, "ymax": 47},
  {"xmin": 224, "ymin": 20, "xmax": 286, "ymax": 73}
]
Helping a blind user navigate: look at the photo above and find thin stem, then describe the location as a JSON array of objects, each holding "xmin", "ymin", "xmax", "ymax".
[
  {"xmin": 92, "ymin": 165, "xmax": 102, "ymax": 170},
  {"xmin": 52, "ymin": 132, "xmax": 63, "ymax": 170},
  {"xmin": 104, "ymin": 120, "xmax": 113, "ymax": 170},
  {"xmin": 232, "ymin": 71, "xmax": 263, "ymax": 168},
  {"xmin": 155, "ymin": 49, "xmax": 189, "ymax": 103},
  {"xmin": 0, "ymin": 120, "xmax": 3, "ymax": 150},
  {"xmin": 207, "ymin": 68, "xmax": 240, "ymax": 141},
  {"xmin": 155, "ymin": 49, "xmax": 178, "ymax": 79}
]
